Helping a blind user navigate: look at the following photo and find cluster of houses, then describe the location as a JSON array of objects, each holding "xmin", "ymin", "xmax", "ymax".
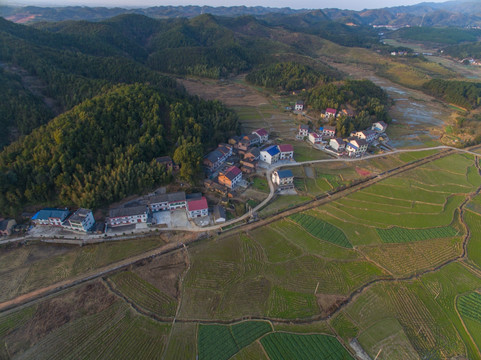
[
  {"xmin": 107, "ymin": 191, "xmax": 212, "ymax": 228},
  {"xmin": 31, "ymin": 207, "xmax": 96, "ymax": 232},
  {"xmin": 203, "ymin": 128, "xmax": 295, "ymax": 192},
  {"xmin": 299, "ymin": 121, "xmax": 388, "ymax": 157},
  {"xmin": 28, "ymin": 190, "xmax": 227, "ymax": 233}
]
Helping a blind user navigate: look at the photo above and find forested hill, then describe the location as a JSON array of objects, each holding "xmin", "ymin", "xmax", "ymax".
[
  {"xmin": 0, "ymin": 84, "xmax": 239, "ymax": 215},
  {"xmin": 0, "ymin": 13, "xmax": 377, "ymax": 149}
]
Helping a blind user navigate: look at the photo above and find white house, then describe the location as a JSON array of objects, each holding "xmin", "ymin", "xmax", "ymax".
[
  {"xmin": 325, "ymin": 108, "xmax": 336, "ymax": 118},
  {"xmin": 272, "ymin": 169, "xmax": 294, "ymax": 190},
  {"xmin": 260, "ymin": 145, "xmax": 280, "ymax": 164},
  {"xmin": 108, "ymin": 206, "xmax": 149, "ymax": 227},
  {"xmin": 298, "ymin": 124, "xmax": 309, "ymax": 137},
  {"xmin": 352, "ymin": 130, "xmax": 376, "ymax": 143},
  {"xmin": 321, "ymin": 126, "xmax": 336, "ymax": 138},
  {"xmin": 187, "ymin": 197, "xmax": 208, "ymax": 218},
  {"xmin": 295, "ymin": 100, "xmax": 304, "ymax": 111},
  {"xmin": 372, "ymin": 121, "xmax": 388, "ymax": 133},
  {"xmin": 278, "ymin": 144, "xmax": 294, "ymax": 160},
  {"xmin": 346, "ymin": 138, "xmax": 368, "ymax": 156},
  {"xmin": 64, "ymin": 208, "xmax": 95, "ymax": 232},
  {"xmin": 252, "ymin": 128, "xmax": 269, "ymax": 143},
  {"xmin": 308, "ymin": 132, "xmax": 322, "ymax": 144},
  {"xmin": 149, "ymin": 191, "xmax": 186, "ymax": 212},
  {"xmin": 330, "ymin": 138, "xmax": 346, "ymax": 152},
  {"xmin": 218, "ymin": 166, "xmax": 243, "ymax": 189},
  {"xmin": 32, "ymin": 208, "xmax": 70, "ymax": 226}
]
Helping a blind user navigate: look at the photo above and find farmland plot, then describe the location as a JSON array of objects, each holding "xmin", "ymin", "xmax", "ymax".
[
  {"xmin": 260, "ymin": 333, "xmax": 354, "ymax": 360},
  {"xmin": 109, "ymin": 271, "xmax": 177, "ymax": 317}
]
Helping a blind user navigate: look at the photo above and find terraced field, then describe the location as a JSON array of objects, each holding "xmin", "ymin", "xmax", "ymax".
[{"xmin": 109, "ymin": 271, "xmax": 177, "ymax": 317}]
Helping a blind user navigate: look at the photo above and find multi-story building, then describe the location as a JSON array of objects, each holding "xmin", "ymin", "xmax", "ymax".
[
  {"xmin": 108, "ymin": 206, "xmax": 149, "ymax": 227},
  {"xmin": 218, "ymin": 166, "xmax": 243, "ymax": 189},
  {"xmin": 187, "ymin": 197, "xmax": 208, "ymax": 218},
  {"xmin": 272, "ymin": 169, "xmax": 294, "ymax": 190},
  {"xmin": 278, "ymin": 144, "xmax": 294, "ymax": 160},
  {"xmin": 260, "ymin": 145, "xmax": 280, "ymax": 164},
  {"xmin": 64, "ymin": 208, "xmax": 95, "ymax": 232}
]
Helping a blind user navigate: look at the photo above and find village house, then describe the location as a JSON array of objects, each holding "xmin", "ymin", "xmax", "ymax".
[
  {"xmin": 187, "ymin": 197, "xmax": 208, "ymax": 218},
  {"xmin": 108, "ymin": 206, "xmax": 149, "ymax": 227},
  {"xmin": 372, "ymin": 121, "xmax": 388, "ymax": 133},
  {"xmin": 32, "ymin": 208, "xmax": 70, "ymax": 226},
  {"xmin": 352, "ymin": 130, "xmax": 377, "ymax": 143},
  {"xmin": 321, "ymin": 126, "xmax": 336, "ymax": 138},
  {"xmin": 278, "ymin": 144, "xmax": 294, "ymax": 160},
  {"xmin": 148, "ymin": 191, "xmax": 186, "ymax": 212},
  {"xmin": 346, "ymin": 138, "xmax": 368, "ymax": 157},
  {"xmin": 295, "ymin": 100, "xmax": 304, "ymax": 111},
  {"xmin": 243, "ymin": 133, "xmax": 260, "ymax": 146},
  {"xmin": 325, "ymin": 108, "xmax": 337, "ymax": 118},
  {"xmin": 308, "ymin": 132, "xmax": 322, "ymax": 144},
  {"xmin": 260, "ymin": 145, "xmax": 280, "ymax": 164},
  {"xmin": 203, "ymin": 145, "xmax": 232, "ymax": 171},
  {"xmin": 228, "ymin": 135, "xmax": 241, "ymax": 147},
  {"xmin": 272, "ymin": 169, "xmax": 294, "ymax": 190},
  {"xmin": 218, "ymin": 166, "xmax": 243, "ymax": 189},
  {"xmin": 244, "ymin": 147, "xmax": 260, "ymax": 162},
  {"xmin": 252, "ymin": 128, "xmax": 269, "ymax": 143},
  {"xmin": 0, "ymin": 219, "xmax": 16, "ymax": 236},
  {"xmin": 338, "ymin": 109, "xmax": 355, "ymax": 118},
  {"xmin": 298, "ymin": 124, "xmax": 309, "ymax": 137},
  {"xmin": 64, "ymin": 208, "xmax": 95, "ymax": 232},
  {"xmin": 213, "ymin": 205, "xmax": 226, "ymax": 223},
  {"xmin": 330, "ymin": 138, "xmax": 346, "ymax": 152},
  {"xmin": 155, "ymin": 156, "xmax": 179, "ymax": 171}
]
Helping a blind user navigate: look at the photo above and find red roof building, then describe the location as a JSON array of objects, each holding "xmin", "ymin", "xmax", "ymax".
[
  {"xmin": 187, "ymin": 197, "xmax": 208, "ymax": 218},
  {"xmin": 278, "ymin": 144, "xmax": 294, "ymax": 160}
]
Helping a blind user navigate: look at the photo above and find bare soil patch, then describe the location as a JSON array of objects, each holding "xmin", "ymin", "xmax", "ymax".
[
  {"xmin": 316, "ymin": 293, "xmax": 347, "ymax": 317},
  {"xmin": 5, "ymin": 281, "xmax": 116, "ymax": 357},
  {"xmin": 133, "ymin": 251, "xmax": 187, "ymax": 299},
  {"xmin": 178, "ymin": 76, "xmax": 269, "ymax": 107}
]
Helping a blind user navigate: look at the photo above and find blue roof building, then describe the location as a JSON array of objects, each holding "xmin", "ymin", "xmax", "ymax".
[
  {"xmin": 276, "ymin": 169, "xmax": 293, "ymax": 179},
  {"xmin": 260, "ymin": 145, "xmax": 281, "ymax": 164},
  {"xmin": 32, "ymin": 208, "xmax": 70, "ymax": 226}
]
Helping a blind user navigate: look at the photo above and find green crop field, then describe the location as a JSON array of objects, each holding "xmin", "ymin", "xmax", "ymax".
[
  {"xmin": 458, "ymin": 292, "xmax": 481, "ymax": 323},
  {"xmin": 110, "ymin": 271, "xmax": 177, "ymax": 316},
  {"xmin": 198, "ymin": 321, "xmax": 272, "ymax": 360},
  {"xmin": 289, "ymin": 213, "xmax": 352, "ymax": 248},
  {"xmin": 376, "ymin": 225, "xmax": 458, "ymax": 243},
  {"xmin": 260, "ymin": 333, "xmax": 353, "ymax": 360}
]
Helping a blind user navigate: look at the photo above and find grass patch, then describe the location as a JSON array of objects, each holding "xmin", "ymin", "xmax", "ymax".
[{"xmin": 252, "ymin": 176, "xmax": 269, "ymax": 193}]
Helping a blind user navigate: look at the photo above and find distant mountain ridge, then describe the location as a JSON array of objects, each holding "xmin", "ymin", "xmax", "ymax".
[{"xmin": 2, "ymin": 1, "xmax": 481, "ymax": 27}]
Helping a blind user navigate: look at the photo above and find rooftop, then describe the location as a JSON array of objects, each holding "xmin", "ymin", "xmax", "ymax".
[
  {"xmin": 223, "ymin": 166, "xmax": 242, "ymax": 180},
  {"xmin": 213, "ymin": 205, "xmax": 226, "ymax": 220},
  {"xmin": 187, "ymin": 197, "xmax": 208, "ymax": 212},
  {"xmin": 32, "ymin": 208, "xmax": 70, "ymax": 221},
  {"xmin": 276, "ymin": 169, "xmax": 294, "ymax": 179},
  {"xmin": 149, "ymin": 191, "xmax": 186, "ymax": 204},
  {"xmin": 109, "ymin": 205, "xmax": 148, "ymax": 218},
  {"xmin": 262, "ymin": 145, "xmax": 280, "ymax": 157},
  {"xmin": 278, "ymin": 144, "xmax": 294, "ymax": 153},
  {"xmin": 68, "ymin": 208, "xmax": 92, "ymax": 223},
  {"xmin": 253, "ymin": 128, "xmax": 268, "ymax": 137},
  {"xmin": 155, "ymin": 156, "xmax": 173, "ymax": 164},
  {"xmin": 324, "ymin": 126, "xmax": 336, "ymax": 132},
  {"xmin": 299, "ymin": 124, "xmax": 309, "ymax": 130},
  {"xmin": 246, "ymin": 147, "xmax": 260, "ymax": 157},
  {"xmin": 326, "ymin": 108, "xmax": 337, "ymax": 114}
]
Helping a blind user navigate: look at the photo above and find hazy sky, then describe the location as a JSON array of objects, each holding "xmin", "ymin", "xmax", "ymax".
[{"xmin": 3, "ymin": 0, "xmax": 450, "ymax": 11}]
